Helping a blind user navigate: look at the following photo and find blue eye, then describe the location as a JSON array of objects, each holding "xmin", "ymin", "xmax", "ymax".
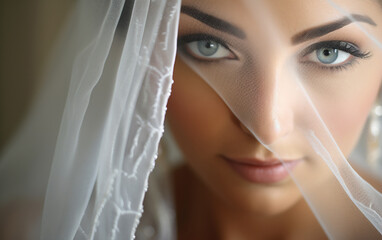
[
  {"xmin": 301, "ymin": 41, "xmax": 370, "ymax": 69},
  {"xmin": 186, "ymin": 40, "xmax": 233, "ymax": 59},
  {"xmin": 178, "ymin": 34, "xmax": 237, "ymax": 61},
  {"xmin": 314, "ymin": 48, "xmax": 350, "ymax": 65},
  {"xmin": 317, "ymin": 48, "xmax": 339, "ymax": 64},
  {"xmin": 196, "ymin": 40, "xmax": 219, "ymax": 56}
]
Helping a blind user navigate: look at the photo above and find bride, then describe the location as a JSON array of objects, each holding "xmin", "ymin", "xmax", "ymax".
[
  {"xmin": 1, "ymin": 0, "xmax": 382, "ymax": 239},
  {"xmin": 158, "ymin": 1, "xmax": 382, "ymax": 239}
]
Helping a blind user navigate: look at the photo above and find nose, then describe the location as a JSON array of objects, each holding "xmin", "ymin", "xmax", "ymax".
[
  {"xmin": 238, "ymin": 64, "xmax": 295, "ymax": 146},
  {"xmin": 239, "ymin": 107, "xmax": 294, "ymax": 146}
]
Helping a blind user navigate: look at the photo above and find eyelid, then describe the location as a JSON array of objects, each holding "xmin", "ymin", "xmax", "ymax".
[
  {"xmin": 178, "ymin": 33, "xmax": 238, "ymax": 61},
  {"xmin": 299, "ymin": 40, "xmax": 370, "ymax": 58},
  {"xmin": 178, "ymin": 33, "xmax": 231, "ymax": 49},
  {"xmin": 298, "ymin": 40, "xmax": 372, "ymax": 72}
]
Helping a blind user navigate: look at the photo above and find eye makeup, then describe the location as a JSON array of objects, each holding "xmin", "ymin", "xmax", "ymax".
[
  {"xmin": 299, "ymin": 40, "xmax": 371, "ymax": 71},
  {"xmin": 177, "ymin": 31, "xmax": 372, "ymax": 72},
  {"xmin": 177, "ymin": 33, "xmax": 238, "ymax": 61}
]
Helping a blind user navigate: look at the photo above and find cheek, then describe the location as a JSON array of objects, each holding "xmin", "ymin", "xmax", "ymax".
[
  {"xmin": 166, "ymin": 89, "xmax": 214, "ymax": 156},
  {"xmin": 327, "ymin": 99, "xmax": 372, "ymax": 155},
  {"xmin": 321, "ymin": 79, "xmax": 381, "ymax": 156},
  {"xmin": 166, "ymin": 58, "xmax": 231, "ymax": 161}
]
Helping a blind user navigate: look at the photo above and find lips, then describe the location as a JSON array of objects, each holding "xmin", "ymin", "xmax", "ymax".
[{"xmin": 222, "ymin": 156, "xmax": 301, "ymax": 184}]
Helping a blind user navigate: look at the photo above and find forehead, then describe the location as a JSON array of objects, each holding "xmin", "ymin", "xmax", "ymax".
[{"xmin": 180, "ymin": 0, "xmax": 381, "ymax": 40}]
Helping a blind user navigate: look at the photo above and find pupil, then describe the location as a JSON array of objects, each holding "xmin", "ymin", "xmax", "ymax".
[
  {"xmin": 323, "ymin": 49, "xmax": 332, "ymax": 56},
  {"xmin": 205, "ymin": 41, "xmax": 214, "ymax": 48}
]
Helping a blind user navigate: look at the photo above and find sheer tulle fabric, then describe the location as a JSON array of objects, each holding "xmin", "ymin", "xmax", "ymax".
[
  {"xmin": 0, "ymin": 0, "xmax": 180, "ymax": 239},
  {"xmin": 1, "ymin": 0, "xmax": 382, "ymax": 239}
]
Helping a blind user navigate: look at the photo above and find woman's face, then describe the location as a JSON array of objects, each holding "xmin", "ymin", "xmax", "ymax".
[{"xmin": 166, "ymin": 0, "xmax": 382, "ymax": 215}]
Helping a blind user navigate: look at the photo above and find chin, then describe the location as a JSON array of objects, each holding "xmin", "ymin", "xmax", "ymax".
[
  {"xmin": 246, "ymin": 192, "xmax": 303, "ymax": 217},
  {"xmin": 208, "ymin": 172, "xmax": 304, "ymax": 217},
  {"xmin": 251, "ymin": 191, "xmax": 301, "ymax": 216}
]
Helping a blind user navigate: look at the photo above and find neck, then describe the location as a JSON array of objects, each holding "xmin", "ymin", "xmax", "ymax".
[
  {"xmin": 208, "ymin": 192, "xmax": 324, "ymax": 240},
  {"xmin": 173, "ymin": 164, "xmax": 327, "ymax": 240}
]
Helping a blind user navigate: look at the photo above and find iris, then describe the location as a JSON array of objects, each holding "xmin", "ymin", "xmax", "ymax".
[
  {"xmin": 197, "ymin": 40, "xmax": 219, "ymax": 56},
  {"xmin": 316, "ymin": 48, "xmax": 339, "ymax": 64}
]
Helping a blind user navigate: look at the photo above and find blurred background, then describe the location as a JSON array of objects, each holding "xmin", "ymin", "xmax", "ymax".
[{"xmin": 0, "ymin": 0, "xmax": 75, "ymax": 150}]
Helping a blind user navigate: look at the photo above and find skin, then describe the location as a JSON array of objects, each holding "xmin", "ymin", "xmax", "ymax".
[{"xmin": 166, "ymin": 0, "xmax": 382, "ymax": 239}]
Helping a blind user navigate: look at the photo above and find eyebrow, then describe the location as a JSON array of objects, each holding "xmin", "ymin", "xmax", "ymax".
[
  {"xmin": 292, "ymin": 14, "xmax": 376, "ymax": 45},
  {"xmin": 181, "ymin": 6, "xmax": 247, "ymax": 39}
]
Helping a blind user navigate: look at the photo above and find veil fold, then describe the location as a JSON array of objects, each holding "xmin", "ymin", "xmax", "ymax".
[
  {"xmin": 1, "ymin": 0, "xmax": 382, "ymax": 239},
  {"xmin": 0, "ymin": 0, "xmax": 180, "ymax": 239}
]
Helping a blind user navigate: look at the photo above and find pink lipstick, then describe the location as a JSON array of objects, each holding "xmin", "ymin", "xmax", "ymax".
[{"xmin": 222, "ymin": 156, "xmax": 301, "ymax": 184}]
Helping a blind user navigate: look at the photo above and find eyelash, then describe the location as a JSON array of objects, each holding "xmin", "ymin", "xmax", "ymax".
[
  {"xmin": 177, "ymin": 34, "xmax": 237, "ymax": 62},
  {"xmin": 299, "ymin": 40, "xmax": 371, "ymax": 71},
  {"xmin": 177, "ymin": 34, "xmax": 371, "ymax": 71}
]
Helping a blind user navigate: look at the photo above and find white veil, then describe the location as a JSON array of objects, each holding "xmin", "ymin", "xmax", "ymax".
[
  {"xmin": 1, "ymin": 0, "xmax": 382, "ymax": 239},
  {"xmin": 0, "ymin": 0, "xmax": 180, "ymax": 239}
]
